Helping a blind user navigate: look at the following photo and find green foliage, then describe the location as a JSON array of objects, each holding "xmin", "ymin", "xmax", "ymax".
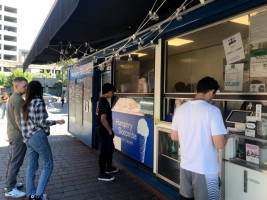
[
  {"xmin": 62, "ymin": 71, "xmax": 68, "ymax": 87},
  {"xmin": 61, "ymin": 59, "xmax": 75, "ymax": 66},
  {"xmin": 0, "ymin": 73, "xmax": 7, "ymax": 86},
  {"xmin": 6, "ymin": 69, "xmax": 32, "ymax": 87},
  {"xmin": 56, "ymin": 72, "xmax": 62, "ymax": 79},
  {"xmin": 42, "ymin": 70, "xmax": 52, "ymax": 78}
]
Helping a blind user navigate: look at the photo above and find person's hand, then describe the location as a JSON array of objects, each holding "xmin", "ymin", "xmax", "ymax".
[
  {"xmin": 57, "ymin": 119, "xmax": 65, "ymax": 125},
  {"xmin": 108, "ymin": 130, "xmax": 112, "ymax": 135}
]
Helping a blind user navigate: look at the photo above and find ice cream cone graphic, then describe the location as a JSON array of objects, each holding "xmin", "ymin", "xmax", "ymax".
[{"xmin": 137, "ymin": 118, "xmax": 149, "ymax": 163}]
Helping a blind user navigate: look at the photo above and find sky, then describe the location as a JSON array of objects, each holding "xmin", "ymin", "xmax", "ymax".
[{"xmin": 2, "ymin": 0, "xmax": 56, "ymax": 50}]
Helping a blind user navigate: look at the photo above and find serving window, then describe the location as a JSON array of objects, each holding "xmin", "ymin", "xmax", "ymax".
[
  {"xmin": 114, "ymin": 48, "xmax": 155, "ymax": 94},
  {"xmin": 165, "ymin": 7, "xmax": 267, "ymax": 94}
]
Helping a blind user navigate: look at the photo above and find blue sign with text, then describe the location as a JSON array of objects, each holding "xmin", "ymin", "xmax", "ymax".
[{"xmin": 112, "ymin": 111, "xmax": 153, "ymax": 168}]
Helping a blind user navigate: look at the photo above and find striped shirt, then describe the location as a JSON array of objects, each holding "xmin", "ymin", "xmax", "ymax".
[{"xmin": 21, "ymin": 98, "xmax": 56, "ymax": 140}]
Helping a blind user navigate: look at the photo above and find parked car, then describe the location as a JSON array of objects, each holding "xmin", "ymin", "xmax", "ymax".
[{"xmin": 43, "ymin": 93, "xmax": 58, "ymax": 103}]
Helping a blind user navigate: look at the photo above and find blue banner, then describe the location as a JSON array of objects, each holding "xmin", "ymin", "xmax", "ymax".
[
  {"xmin": 112, "ymin": 111, "xmax": 153, "ymax": 168},
  {"xmin": 69, "ymin": 62, "xmax": 94, "ymax": 84}
]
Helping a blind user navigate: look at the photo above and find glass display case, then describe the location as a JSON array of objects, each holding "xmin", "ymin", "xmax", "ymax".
[
  {"xmin": 157, "ymin": 126, "xmax": 180, "ymax": 187},
  {"xmin": 112, "ymin": 95, "xmax": 154, "ymax": 116}
]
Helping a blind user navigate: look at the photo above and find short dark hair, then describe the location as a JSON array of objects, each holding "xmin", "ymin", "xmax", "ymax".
[
  {"xmin": 102, "ymin": 83, "xmax": 116, "ymax": 94},
  {"xmin": 197, "ymin": 77, "xmax": 219, "ymax": 94},
  {"xmin": 13, "ymin": 77, "xmax": 28, "ymax": 83}
]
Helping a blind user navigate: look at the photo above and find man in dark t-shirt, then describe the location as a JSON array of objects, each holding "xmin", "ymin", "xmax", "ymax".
[{"xmin": 96, "ymin": 83, "xmax": 118, "ymax": 181}]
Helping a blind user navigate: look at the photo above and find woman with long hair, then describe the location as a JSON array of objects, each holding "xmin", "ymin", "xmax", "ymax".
[{"xmin": 21, "ymin": 81, "xmax": 65, "ymax": 200}]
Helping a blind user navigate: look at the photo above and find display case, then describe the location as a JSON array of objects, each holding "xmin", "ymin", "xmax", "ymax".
[
  {"xmin": 156, "ymin": 123, "xmax": 180, "ymax": 187},
  {"xmin": 112, "ymin": 95, "xmax": 154, "ymax": 116},
  {"xmin": 112, "ymin": 94, "xmax": 154, "ymax": 168}
]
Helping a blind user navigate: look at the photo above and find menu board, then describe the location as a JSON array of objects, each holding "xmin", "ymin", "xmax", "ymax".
[
  {"xmin": 75, "ymin": 84, "xmax": 83, "ymax": 126},
  {"xmin": 69, "ymin": 80, "xmax": 76, "ymax": 118},
  {"xmin": 83, "ymin": 76, "xmax": 93, "ymax": 122}
]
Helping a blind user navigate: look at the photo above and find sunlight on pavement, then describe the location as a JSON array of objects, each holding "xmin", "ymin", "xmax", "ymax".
[{"xmin": 0, "ymin": 118, "xmax": 9, "ymax": 147}]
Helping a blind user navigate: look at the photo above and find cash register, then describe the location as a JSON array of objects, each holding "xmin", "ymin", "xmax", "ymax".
[{"xmin": 226, "ymin": 110, "xmax": 253, "ymax": 132}]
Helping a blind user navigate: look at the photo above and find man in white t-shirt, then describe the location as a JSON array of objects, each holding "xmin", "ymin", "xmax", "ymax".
[{"xmin": 171, "ymin": 77, "xmax": 228, "ymax": 200}]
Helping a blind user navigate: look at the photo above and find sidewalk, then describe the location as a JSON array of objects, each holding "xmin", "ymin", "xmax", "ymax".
[{"xmin": 0, "ymin": 103, "xmax": 163, "ymax": 200}]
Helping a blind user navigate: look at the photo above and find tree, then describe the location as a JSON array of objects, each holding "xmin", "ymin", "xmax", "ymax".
[
  {"xmin": 0, "ymin": 73, "xmax": 7, "ymax": 86},
  {"xmin": 6, "ymin": 69, "xmax": 32, "ymax": 87}
]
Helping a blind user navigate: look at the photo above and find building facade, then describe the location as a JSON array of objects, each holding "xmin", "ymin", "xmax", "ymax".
[{"xmin": 0, "ymin": 1, "xmax": 18, "ymax": 76}]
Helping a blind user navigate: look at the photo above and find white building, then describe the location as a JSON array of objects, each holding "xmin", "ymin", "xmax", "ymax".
[{"xmin": 0, "ymin": 1, "xmax": 18, "ymax": 75}]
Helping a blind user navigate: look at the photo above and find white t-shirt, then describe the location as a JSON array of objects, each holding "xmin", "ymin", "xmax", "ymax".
[{"xmin": 172, "ymin": 100, "xmax": 227, "ymax": 175}]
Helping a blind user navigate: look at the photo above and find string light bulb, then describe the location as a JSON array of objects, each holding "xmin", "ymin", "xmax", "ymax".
[
  {"xmin": 149, "ymin": 11, "xmax": 159, "ymax": 21},
  {"xmin": 93, "ymin": 56, "xmax": 98, "ymax": 64},
  {"xmin": 158, "ymin": 25, "xmax": 163, "ymax": 33},
  {"xmin": 138, "ymin": 42, "xmax": 142, "ymax": 49},
  {"xmin": 68, "ymin": 42, "xmax": 72, "ymax": 49},
  {"xmin": 199, "ymin": 0, "xmax": 205, "ymax": 5},
  {"xmin": 128, "ymin": 54, "xmax": 132, "ymax": 62},
  {"xmin": 176, "ymin": 12, "xmax": 182, "ymax": 21}
]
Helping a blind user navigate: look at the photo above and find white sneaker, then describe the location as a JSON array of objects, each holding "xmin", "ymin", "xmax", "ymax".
[
  {"xmin": 4, "ymin": 182, "xmax": 23, "ymax": 192},
  {"xmin": 43, "ymin": 194, "xmax": 48, "ymax": 200},
  {"xmin": 4, "ymin": 188, "xmax": 26, "ymax": 198}
]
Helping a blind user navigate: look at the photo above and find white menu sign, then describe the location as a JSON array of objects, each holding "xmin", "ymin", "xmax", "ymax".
[
  {"xmin": 223, "ymin": 32, "xmax": 245, "ymax": 64},
  {"xmin": 224, "ymin": 63, "xmax": 244, "ymax": 91}
]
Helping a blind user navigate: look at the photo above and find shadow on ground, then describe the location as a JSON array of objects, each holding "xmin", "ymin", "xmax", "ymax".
[{"xmin": 0, "ymin": 134, "xmax": 162, "ymax": 200}]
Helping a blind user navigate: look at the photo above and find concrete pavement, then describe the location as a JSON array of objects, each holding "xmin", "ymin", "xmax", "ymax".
[{"xmin": 0, "ymin": 102, "xmax": 166, "ymax": 200}]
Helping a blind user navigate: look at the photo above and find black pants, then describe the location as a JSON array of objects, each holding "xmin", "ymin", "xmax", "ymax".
[
  {"xmin": 61, "ymin": 100, "xmax": 64, "ymax": 107},
  {"xmin": 97, "ymin": 127, "xmax": 114, "ymax": 174}
]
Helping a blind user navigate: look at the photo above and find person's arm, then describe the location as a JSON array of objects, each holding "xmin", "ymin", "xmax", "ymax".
[
  {"xmin": 211, "ymin": 107, "xmax": 229, "ymax": 149},
  {"xmin": 36, "ymin": 101, "xmax": 64, "ymax": 127},
  {"xmin": 171, "ymin": 130, "xmax": 179, "ymax": 142},
  {"xmin": 212, "ymin": 134, "xmax": 229, "ymax": 149},
  {"xmin": 14, "ymin": 99, "xmax": 23, "ymax": 129},
  {"xmin": 101, "ymin": 114, "xmax": 112, "ymax": 135}
]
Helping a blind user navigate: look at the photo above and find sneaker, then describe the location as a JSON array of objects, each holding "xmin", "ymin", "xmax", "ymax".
[
  {"xmin": 29, "ymin": 194, "xmax": 43, "ymax": 200},
  {"xmin": 4, "ymin": 188, "xmax": 26, "ymax": 198},
  {"xmin": 106, "ymin": 166, "xmax": 119, "ymax": 174},
  {"xmin": 16, "ymin": 182, "xmax": 23, "ymax": 188},
  {"xmin": 4, "ymin": 182, "xmax": 23, "ymax": 192},
  {"xmin": 42, "ymin": 194, "xmax": 48, "ymax": 200},
  {"xmin": 98, "ymin": 173, "xmax": 115, "ymax": 181}
]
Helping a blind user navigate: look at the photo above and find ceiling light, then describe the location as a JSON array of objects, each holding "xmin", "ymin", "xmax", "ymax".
[
  {"xmin": 132, "ymin": 53, "xmax": 148, "ymax": 57},
  {"xmin": 230, "ymin": 15, "xmax": 249, "ymax": 25},
  {"xmin": 168, "ymin": 38, "xmax": 194, "ymax": 46}
]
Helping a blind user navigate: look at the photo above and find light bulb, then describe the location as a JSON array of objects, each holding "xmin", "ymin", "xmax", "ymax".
[
  {"xmin": 158, "ymin": 25, "xmax": 163, "ymax": 33},
  {"xmin": 68, "ymin": 42, "xmax": 72, "ymax": 49},
  {"xmin": 199, "ymin": 0, "xmax": 205, "ymax": 5},
  {"xmin": 128, "ymin": 54, "xmax": 132, "ymax": 62}
]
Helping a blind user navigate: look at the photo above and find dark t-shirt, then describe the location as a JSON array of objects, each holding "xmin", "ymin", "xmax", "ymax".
[{"xmin": 96, "ymin": 97, "xmax": 112, "ymax": 128}]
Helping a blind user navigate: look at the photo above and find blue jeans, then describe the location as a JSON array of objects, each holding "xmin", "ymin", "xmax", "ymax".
[
  {"xmin": 26, "ymin": 129, "xmax": 53, "ymax": 196},
  {"xmin": 2, "ymin": 102, "xmax": 7, "ymax": 119}
]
